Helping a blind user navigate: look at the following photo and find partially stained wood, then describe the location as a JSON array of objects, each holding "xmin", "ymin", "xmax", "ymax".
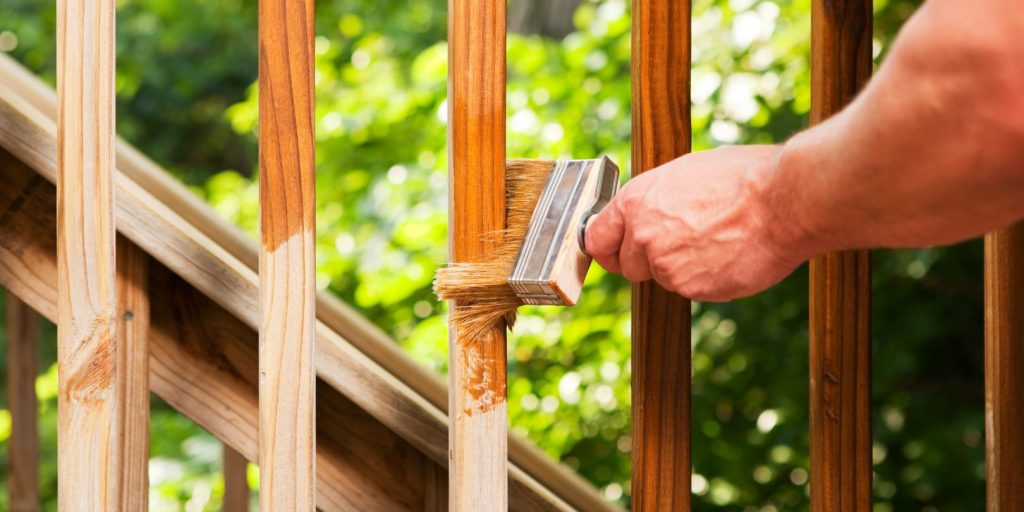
[
  {"xmin": 0, "ymin": 149, "xmax": 574, "ymax": 511},
  {"xmin": 0, "ymin": 53, "xmax": 613, "ymax": 512},
  {"xmin": 116, "ymin": 237, "xmax": 149, "ymax": 511},
  {"xmin": 985, "ymin": 224, "xmax": 1024, "ymax": 510},
  {"xmin": 5, "ymin": 293, "xmax": 39, "ymax": 512},
  {"xmin": 447, "ymin": 0, "xmax": 510, "ymax": 509},
  {"xmin": 630, "ymin": 0, "xmax": 692, "ymax": 509},
  {"xmin": 56, "ymin": 0, "xmax": 120, "ymax": 507},
  {"xmin": 258, "ymin": 0, "xmax": 317, "ymax": 507},
  {"xmin": 808, "ymin": 2, "xmax": 873, "ymax": 511}
]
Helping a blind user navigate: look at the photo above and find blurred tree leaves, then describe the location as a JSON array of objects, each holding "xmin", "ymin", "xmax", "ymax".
[{"xmin": 0, "ymin": 0, "xmax": 986, "ymax": 510}]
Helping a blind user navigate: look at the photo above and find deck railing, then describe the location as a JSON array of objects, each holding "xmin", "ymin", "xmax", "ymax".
[
  {"xmin": 0, "ymin": 0, "xmax": 1020, "ymax": 510},
  {"xmin": 446, "ymin": 1, "xmax": 1024, "ymax": 511}
]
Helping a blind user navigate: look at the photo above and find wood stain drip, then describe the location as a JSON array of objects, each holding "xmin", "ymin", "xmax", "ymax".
[{"xmin": 435, "ymin": 159, "xmax": 554, "ymax": 341}]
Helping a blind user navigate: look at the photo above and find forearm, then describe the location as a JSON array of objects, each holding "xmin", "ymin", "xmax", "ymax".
[{"xmin": 767, "ymin": 0, "xmax": 1024, "ymax": 258}]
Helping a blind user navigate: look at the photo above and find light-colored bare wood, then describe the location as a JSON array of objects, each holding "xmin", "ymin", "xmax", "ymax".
[
  {"xmin": 0, "ymin": 73, "xmax": 612, "ymax": 512},
  {"xmin": 6, "ymin": 293, "xmax": 39, "ymax": 512},
  {"xmin": 223, "ymin": 444, "xmax": 251, "ymax": 512},
  {"xmin": 116, "ymin": 237, "xmax": 149, "ymax": 510},
  {"xmin": 808, "ymin": 2, "xmax": 873, "ymax": 510},
  {"xmin": 258, "ymin": 0, "xmax": 317, "ymax": 508},
  {"xmin": 630, "ymin": 1, "xmax": 692, "ymax": 510},
  {"xmin": 985, "ymin": 224, "xmax": 1024, "ymax": 510},
  {"xmin": 0, "ymin": 152, "xmax": 577, "ymax": 512},
  {"xmin": 56, "ymin": 0, "xmax": 120, "ymax": 508},
  {"xmin": 0, "ymin": 53, "xmax": 612, "ymax": 512},
  {"xmin": 447, "ymin": 0, "xmax": 509, "ymax": 509}
]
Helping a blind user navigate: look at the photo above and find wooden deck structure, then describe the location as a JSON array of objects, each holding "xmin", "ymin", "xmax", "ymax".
[{"xmin": 0, "ymin": 0, "xmax": 1021, "ymax": 509}]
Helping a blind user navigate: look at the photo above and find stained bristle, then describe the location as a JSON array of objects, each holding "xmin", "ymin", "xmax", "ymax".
[{"xmin": 433, "ymin": 159, "xmax": 555, "ymax": 341}]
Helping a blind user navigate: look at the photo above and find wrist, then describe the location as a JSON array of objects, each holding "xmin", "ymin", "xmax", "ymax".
[{"xmin": 756, "ymin": 138, "xmax": 827, "ymax": 264}]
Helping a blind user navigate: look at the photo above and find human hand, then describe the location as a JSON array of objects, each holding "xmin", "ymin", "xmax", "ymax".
[{"xmin": 584, "ymin": 145, "xmax": 811, "ymax": 302}]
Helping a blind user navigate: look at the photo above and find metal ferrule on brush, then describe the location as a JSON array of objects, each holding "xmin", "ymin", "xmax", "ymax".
[{"xmin": 508, "ymin": 157, "xmax": 620, "ymax": 306}]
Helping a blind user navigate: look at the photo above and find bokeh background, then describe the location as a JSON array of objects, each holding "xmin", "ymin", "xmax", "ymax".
[{"xmin": 0, "ymin": 0, "xmax": 987, "ymax": 510}]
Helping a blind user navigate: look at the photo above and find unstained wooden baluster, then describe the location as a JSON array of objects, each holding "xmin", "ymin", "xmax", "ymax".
[
  {"xmin": 56, "ymin": 0, "xmax": 121, "ymax": 508},
  {"xmin": 6, "ymin": 293, "xmax": 39, "ymax": 512}
]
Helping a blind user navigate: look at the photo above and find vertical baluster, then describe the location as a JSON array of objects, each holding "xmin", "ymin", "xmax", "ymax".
[
  {"xmin": 807, "ymin": 2, "xmax": 873, "ymax": 511},
  {"xmin": 447, "ymin": 0, "xmax": 508, "ymax": 509},
  {"xmin": 630, "ymin": 1, "xmax": 692, "ymax": 510},
  {"xmin": 223, "ymin": 445, "xmax": 251, "ymax": 512},
  {"xmin": 116, "ymin": 238, "xmax": 149, "ymax": 510},
  {"xmin": 985, "ymin": 224, "xmax": 1024, "ymax": 510},
  {"xmin": 6, "ymin": 294, "xmax": 39, "ymax": 512},
  {"xmin": 56, "ymin": 0, "xmax": 120, "ymax": 508},
  {"xmin": 258, "ymin": 0, "xmax": 317, "ymax": 508}
]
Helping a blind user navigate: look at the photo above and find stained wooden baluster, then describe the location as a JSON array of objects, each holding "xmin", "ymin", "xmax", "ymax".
[
  {"xmin": 6, "ymin": 294, "xmax": 39, "ymax": 512},
  {"xmin": 630, "ymin": 1, "xmax": 692, "ymax": 510},
  {"xmin": 116, "ymin": 238, "xmax": 149, "ymax": 510},
  {"xmin": 985, "ymin": 224, "xmax": 1024, "ymax": 510},
  {"xmin": 447, "ymin": 0, "xmax": 508, "ymax": 509},
  {"xmin": 808, "ymin": 2, "xmax": 873, "ymax": 511},
  {"xmin": 258, "ymin": 0, "xmax": 317, "ymax": 508},
  {"xmin": 223, "ymin": 445, "xmax": 251, "ymax": 512},
  {"xmin": 56, "ymin": 0, "xmax": 121, "ymax": 508}
]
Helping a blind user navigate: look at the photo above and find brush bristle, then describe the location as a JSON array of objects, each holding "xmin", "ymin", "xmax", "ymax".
[{"xmin": 434, "ymin": 159, "xmax": 554, "ymax": 341}]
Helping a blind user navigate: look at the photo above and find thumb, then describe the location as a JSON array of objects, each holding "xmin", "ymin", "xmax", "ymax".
[{"xmin": 585, "ymin": 196, "xmax": 622, "ymax": 258}]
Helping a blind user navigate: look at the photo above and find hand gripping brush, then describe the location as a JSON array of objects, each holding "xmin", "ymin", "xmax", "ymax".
[{"xmin": 434, "ymin": 157, "xmax": 620, "ymax": 339}]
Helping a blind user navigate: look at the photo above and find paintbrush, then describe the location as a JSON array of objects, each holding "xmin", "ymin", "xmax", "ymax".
[{"xmin": 434, "ymin": 157, "xmax": 619, "ymax": 339}]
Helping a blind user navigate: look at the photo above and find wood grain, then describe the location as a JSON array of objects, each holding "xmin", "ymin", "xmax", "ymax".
[
  {"xmin": 447, "ymin": 0, "xmax": 509, "ymax": 510},
  {"xmin": 630, "ymin": 1, "xmax": 692, "ymax": 510},
  {"xmin": 6, "ymin": 293, "xmax": 39, "ymax": 512},
  {"xmin": 258, "ymin": 0, "xmax": 317, "ymax": 508},
  {"xmin": 0, "ymin": 75, "xmax": 606, "ymax": 512},
  {"xmin": 0, "ymin": 53, "xmax": 615, "ymax": 512},
  {"xmin": 223, "ymin": 444, "xmax": 251, "ymax": 512},
  {"xmin": 808, "ymin": 2, "xmax": 873, "ymax": 511},
  {"xmin": 56, "ymin": 0, "xmax": 120, "ymax": 508},
  {"xmin": 116, "ymin": 237, "xmax": 149, "ymax": 511},
  {"xmin": 985, "ymin": 224, "xmax": 1024, "ymax": 510},
  {"xmin": 0, "ymin": 153, "xmax": 580, "ymax": 511}
]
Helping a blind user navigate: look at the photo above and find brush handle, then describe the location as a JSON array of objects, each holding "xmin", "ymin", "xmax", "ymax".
[
  {"xmin": 577, "ymin": 156, "xmax": 619, "ymax": 256},
  {"xmin": 509, "ymin": 157, "xmax": 620, "ymax": 306}
]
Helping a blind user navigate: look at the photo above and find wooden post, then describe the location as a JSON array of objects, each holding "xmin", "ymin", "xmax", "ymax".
[
  {"xmin": 6, "ymin": 293, "xmax": 39, "ymax": 512},
  {"xmin": 447, "ymin": 0, "xmax": 508, "ymax": 509},
  {"xmin": 808, "ymin": 2, "xmax": 873, "ymax": 511},
  {"xmin": 985, "ymin": 224, "xmax": 1024, "ymax": 510},
  {"xmin": 258, "ymin": 0, "xmax": 316, "ymax": 508},
  {"xmin": 630, "ymin": 1, "xmax": 692, "ymax": 510},
  {"xmin": 116, "ymin": 238, "xmax": 149, "ymax": 510},
  {"xmin": 56, "ymin": 0, "xmax": 120, "ymax": 508},
  {"xmin": 223, "ymin": 445, "xmax": 251, "ymax": 512}
]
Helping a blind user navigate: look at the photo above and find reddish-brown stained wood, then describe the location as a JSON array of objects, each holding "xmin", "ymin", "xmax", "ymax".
[
  {"xmin": 0, "ymin": 62, "xmax": 615, "ymax": 512},
  {"xmin": 116, "ymin": 237, "xmax": 149, "ymax": 511},
  {"xmin": 222, "ymin": 445, "xmax": 250, "ymax": 512},
  {"xmin": 447, "ymin": 0, "xmax": 508, "ymax": 509},
  {"xmin": 808, "ymin": 2, "xmax": 873, "ymax": 511},
  {"xmin": 6, "ymin": 293, "xmax": 39, "ymax": 512},
  {"xmin": 56, "ymin": 0, "xmax": 120, "ymax": 508},
  {"xmin": 0, "ymin": 159, "xmax": 434, "ymax": 511},
  {"xmin": 630, "ymin": 1, "xmax": 692, "ymax": 510},
  {"xmin": 985, "ymin": 224, "xmax": 1024, "ymax": 511},
  {"xmin": 258, "ymin": 0, "xmax": 316, "ymax": 508},
  {"xmin": 0, "ymin": 127, "xmax": 608, "ymax": 512}
]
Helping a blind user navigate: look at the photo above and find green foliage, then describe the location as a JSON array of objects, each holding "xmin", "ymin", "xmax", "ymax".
[{"xmin": 0, "ymin": 0, "xmax": 986, "ymax": 510}]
